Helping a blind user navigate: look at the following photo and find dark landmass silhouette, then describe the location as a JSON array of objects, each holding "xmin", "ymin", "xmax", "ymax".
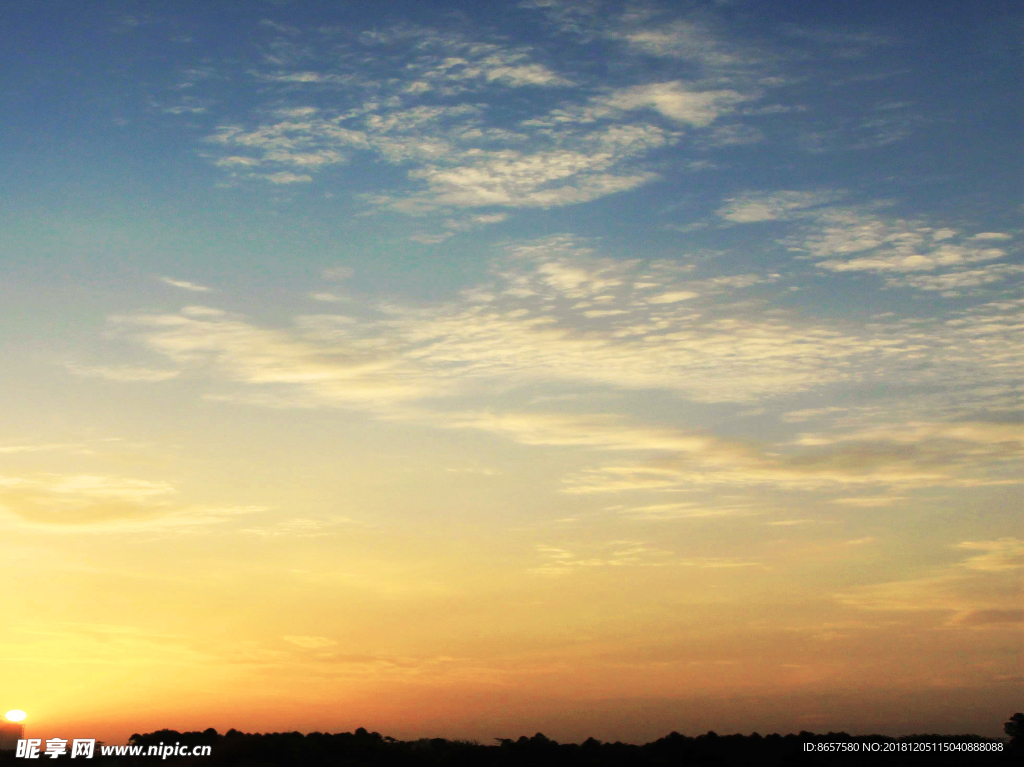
[{"xmin": 2, "ymin": 713, "xmax": 1020, "ymax": 766}]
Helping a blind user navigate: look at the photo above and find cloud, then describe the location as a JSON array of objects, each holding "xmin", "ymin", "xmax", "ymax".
[
  {"xmin": 716, "ymin": 190, "xmax": 839, "ymax": 223},
  {"xmin": 559, "ymin": 417, "xmax": 1023, "ymax": 493},
  {"xmin": 208, "ymin": 103, "xmax": 668, "ymax": 210},
  {"xmin": 816, "ymin": 246, "xmax": 1006, "ymax": 274},
  {"xmin": 725, "ymin": 199, "xmax": 1022, "ymax": 295},
  {"xmin": 102, "ymin": 237, "xmax": 867, "ymax": 407},
  {"xmin": 411, "ymin": 404, "xmax": 1024, "ymax": 495},
  {"xmin": 353, "ymin": 25, "xmax": 573, "ymax": 92},
  {"xmin": 529, "ymin": 540, "xmax": 675, "ymax": 574},
  {"xmin": 525, "ymin": 3, "xmax": 758, "ymax": 76},
  {"xmin": 484, "ymin": 63, "xmax": 572, "ymax": 87},
  {"xmin": 646, "ymin": 290, "xmax": 698, "ymax": 303},
  {"xmin": 617, "ymin": 502, "xmax": 750, "ymax": 520},
  {"xmin": 261, "ymin": 171, "xmax": 314, "ymax": 184},
  {"xmin": 0, "ymin": 443, "xmax": 86, "ymax": 455},
  {"xmin": 952, "ymin": 609, "xmax": 1024, "ymax": 626},
  {"xmin": 622, "ymin": 21, "xmax": 745, "ymax": 68},
  {"xmin": 109, "ymin": 307, "xmax": 435, "ymax": 408},
  {"xmin": 780, "ymin": 207, "xmax": 1017, "ymax": 284},
  {"xmin": 436, "ymin": 410, "xmax": 758, "ymax": 458},
  {"xmin": 795, "ymin": 421, "xmax": 1024, "ymax": 450},
  {"xmin": 309, "ymin": 292, "xmax": 349, "ymax": 303},
  {"xmin": 194, "ymin": 9, "xmax": 782, "ymax": 219},
  {"xmin": 830, "ymin": 496, "xmax": 905, "ymax": 507},
  {"xmin": 601, "ymin": 82, "xmax": 748, "ymax": 127},
  {"xmin": 0, "ymin": 473, "xmax": 262, "ymax": 530},
  {"xmin": 885, "ymin": 264, "xmax": 1024, "ymax": 294},
  {"xmin": 66, "ymin": 364, "xmax": 181, "ymax": 382},
  {"xmin": 398, "ymin": 125, "xmax": 667, "ymax": 209},
  {"xmin": 836, "ymin": 538, "xmax": 1024, "ymax": 626},
  {"xmin": 160, "ymin": 276, "xmax": 212, "ymax": 292},
  {"xmin": 95, "ymin": 237, "xmax": 1022, "ymax": 489},
  {"xmin": 956, "ymin": 538, "xmax": 1024, "ymax": 572}
]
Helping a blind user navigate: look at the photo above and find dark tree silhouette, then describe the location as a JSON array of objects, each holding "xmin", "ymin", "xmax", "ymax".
[
  {"xmin": 3, "ymin": 716, "xmax": 1017, "ymax": 765},
  {"xmin": 1005, "ymin": 713, "xmax": 1023, "ymax": 752}
]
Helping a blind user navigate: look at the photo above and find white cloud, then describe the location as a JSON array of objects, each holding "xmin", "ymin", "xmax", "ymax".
[
  {"xmin": 196, "ymin": 12, "xmax": 777, "ymax": 218},
  {"xmin": 110, "ymin": 308, "xmax": 435, "ymax": 408},
  {"xmin": 885, "ymin": 264, "xmax": 1024, "ymax": 293},
  {"xmin": 817, "ymin": 246, "xmax": 1005, "ymax": 274},
  {"xmin": 99, "ymin": 237, "xmax": 904, "ymax": 411},
  {"xmin": 96, "ymin": 236, "xmax": 1024, "ymax": 481},
  {"xmin": 755, "ymin": 202, "xmax": 1022, "ymax": 293},
  {"xmin": 160, "ymin": 276, "xmax": 212, "ymax": 292},
  {"xmin": 484, "ymin": 63, "xmax": 572, "ymax": 87},
  {"xmin": 309, "ymin": 292, "xmax": 350, "ymax": 303},
  {"xmin": 261, "ymin": 171, "xmax": 314, "ymax": 184},
  {"xmin": 716, "ymin": 190, "xmax": 839, "ymax": 223},
  {"xmin": 622, "ymin": 22, "xmax": 743, "ymax": 68},
  {"xmin": 647, "ymin": 290, "xmax": 698, "ymax": 303},
  {"xmin": 602, "ymin": 81, "xmax": 748, "ymax": 127}
]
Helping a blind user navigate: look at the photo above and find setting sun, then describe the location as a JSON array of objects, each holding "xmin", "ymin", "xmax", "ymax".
[{"xmin": 4, "ymin": 711, "xmax": 26, "ymax": 723}]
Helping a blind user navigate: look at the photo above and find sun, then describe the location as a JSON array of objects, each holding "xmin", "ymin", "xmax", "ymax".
[{"xmin": 4, "ymin": 710, "xmax": 26, "ymax": 722}]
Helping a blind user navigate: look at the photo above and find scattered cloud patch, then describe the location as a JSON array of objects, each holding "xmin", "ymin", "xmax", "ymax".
[
  {"xmin": 160, "ymin": 276, "xmax": 212, "ymax": 292},
  {"xmin": 717, "ymin": 190, "xmax": 839, "ymax": 223}
]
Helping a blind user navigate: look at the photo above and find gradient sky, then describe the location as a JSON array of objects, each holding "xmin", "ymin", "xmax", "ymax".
[{"xmin": 2, "ymin": 0, "xmax": 1021, "ymax": 745}]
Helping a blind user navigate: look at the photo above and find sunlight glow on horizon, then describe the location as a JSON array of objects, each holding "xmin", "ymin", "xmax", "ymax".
[{"xmin": 5, "ymin": 711, "xmax": 27, "ymax": 723}]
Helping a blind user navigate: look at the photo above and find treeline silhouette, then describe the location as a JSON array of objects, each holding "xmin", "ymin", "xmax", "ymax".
[{"xmin": 2, "ymin": 713, "xmax": 1020, "ymax": 766}]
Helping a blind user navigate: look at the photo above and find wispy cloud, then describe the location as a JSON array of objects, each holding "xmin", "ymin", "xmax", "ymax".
[
  {"xmin": 190, "ymin": 13, "xmax": 781, "ymax": 218},
  {"xmin": 66, "ymin": 363, "xmax": 181, "ymax": 382},
  {"xmin": 529, "ymin": 540, "xmax": 675, "ymax": 574},
  {"xmin": 836, "ymin": 538, "xmax": 1024, "ymax": 626},
  {"xmin": 0, "ymin": 472, "xmax": 262, "ymax": 530},
  {"xmin": 93, "ymin": 237, "xmax": 878, "ymax": 409},
  {"xmin": 717, "ymin": 194, "xmax": 1020, "ymax": 295},
  {"xmin": 97, "ymin": 232, "xmax": 1024, "ymax": 432},
  {"xmin": 560, "ymin": 416, "xmax": 1023, "ymax": 493},
  {"xmin": 160, "ymin": 276, "xmax": 213, "ymax": 292},
  {"xmin": 716, "ymin": 190, "xmax": 840, "ymax": 223}
]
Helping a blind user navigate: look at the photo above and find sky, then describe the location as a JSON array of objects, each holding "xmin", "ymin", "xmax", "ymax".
[{"xmin": 1, "ymin": 0, "xmax": 1021, "ymax": 745}]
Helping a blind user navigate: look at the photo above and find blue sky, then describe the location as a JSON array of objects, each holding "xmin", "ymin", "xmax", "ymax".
[{"xmin": 1, "ymin": 0, "xmax": 1021, "ymax": 744}]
